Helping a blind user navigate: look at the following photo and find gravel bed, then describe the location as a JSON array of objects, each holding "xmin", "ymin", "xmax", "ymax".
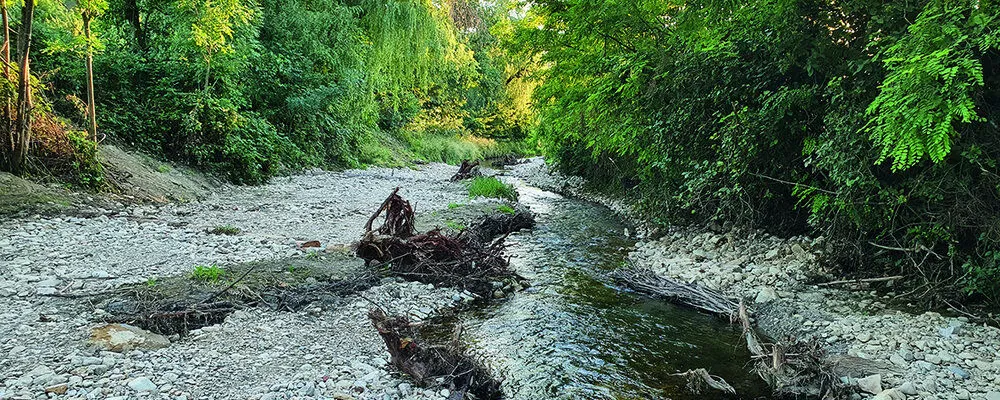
[{"xmin": 1, "ymin": 164, "xmax": 474, "ymax": 400}]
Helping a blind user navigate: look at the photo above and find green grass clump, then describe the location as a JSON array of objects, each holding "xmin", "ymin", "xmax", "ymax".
[
  {"xmin": 191, "ymin": 265, "xmax": 226, "ymax": 283},
  {"xmin": 448, "ymin": 202, "xmax": 463, "ymax": 209},
  {"xmin": 208, "ymin": 225, "xmax": 241, "ymax": 235},
  {"xmin": 467, "ymin": 176, "xmax": 518, "ymax": 201},
  {"xmin": 445, "ymin": 220, "xmax": 466, "ymax": 231},
  {"xmin": 496, "ymin": 204, "xmax": 516, "ymax": 215}
]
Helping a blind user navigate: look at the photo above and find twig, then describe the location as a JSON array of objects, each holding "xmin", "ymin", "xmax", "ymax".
[
  {"xmin": 199, "ymin": 263, "xmax": 259, "ymax": 305},
  {"xmin": 817, "ymin": 276, "xmax": 904, "ymax": 287}
]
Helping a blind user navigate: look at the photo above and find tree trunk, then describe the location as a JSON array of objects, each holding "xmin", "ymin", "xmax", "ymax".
[
  {"xmin": 11, "ymin": 0, "xmax": 34, "ymax": 174},
  {"xmin": 83, "ymin": 12, "xmax": 97, "ymax": 149},
  {"xmin": 1, "ymin": 0, "xmax": 9, "ymax": 76},
  {"xmin": 0, "ymin": 0, "xmax": 10, "ymax": 170},
  {"xmin": 123, "ymin": 0, "xmax": 145, "ymax": 51}
]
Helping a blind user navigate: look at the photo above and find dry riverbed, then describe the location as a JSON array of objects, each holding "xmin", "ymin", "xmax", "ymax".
[
  {"xmin": 511, "ymin": 158, "xmax": 1000, "ymax": 400},
  {"xmin": 0, "ymin": 164, "xmax": 499, "ymax": 400}
]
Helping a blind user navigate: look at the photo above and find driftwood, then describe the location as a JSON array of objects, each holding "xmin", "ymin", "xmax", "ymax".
[
  {"xmin": 817, "ymin": 275, "xmax": 903, "ymax": 287},
  {"xmin": 671, "ymin": 368, "xmax": 736, "ymax": 394},
  {"xmin": 614, "ymin": 267, "xmax": 738, "ymax": 316},
  {"xmin": 616, "ymin": 266, "xmax": 840, "ymax": 397},
  {"xmin": 356, "ymin": 189, "xmax": 527, "ymax": 296},
  {"xmin": 369, "ymin": 308, "xmax": 502, "ymax": 399},
  {"xmin": 450, "ymin": 160, "xmax": 481, "ymax": 181}
]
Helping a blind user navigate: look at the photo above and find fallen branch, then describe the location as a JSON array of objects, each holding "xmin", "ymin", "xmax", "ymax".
[
  {"xmin": 450, "ymin": 160, "xmax": 480, "ymax": 181},
  {"xmin": 817, "ymin": 276, "xmax": 903, "ymax": 287},
  {"xmin": 199, "ymin": 263, "xmax": 260, "ymax": 304},
  {"xmin": 618, "ymin": 265, "xmax": 843, "ymax": 397},
  {"xmin": 613, "ymin": 267, "xmax": 737, "ymax": 316},
  {"xmin": 671, "ymin": 368, "xmax": 736, "ymax": 395},
  {"xmin": 368, "ymin": 308, "xmax": 501, "ymax": 398}
]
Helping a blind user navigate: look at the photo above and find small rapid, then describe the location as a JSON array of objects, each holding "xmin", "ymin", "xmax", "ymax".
[{"xmin": 450, "ymin": 181, "xmax": 773, "ymax": 399}]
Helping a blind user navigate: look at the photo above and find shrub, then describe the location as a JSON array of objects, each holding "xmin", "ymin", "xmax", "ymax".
[{"xmin": 467, "ymin": 177, "xmax": 517, "ymax": 201}]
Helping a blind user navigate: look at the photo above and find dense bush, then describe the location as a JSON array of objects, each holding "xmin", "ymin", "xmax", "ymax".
[
  {"xmin": 520, "ymin": 0, "xmax": 1000, "ymax": 304},
  {"xmin": 6, "ymin": 0, "xmax": 536, "ymax": 185}
]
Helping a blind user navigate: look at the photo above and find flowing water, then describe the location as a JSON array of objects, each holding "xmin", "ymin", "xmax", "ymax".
[{"xmin": 450, "ymin": 182, "xmax": 775, "ymax": 399}]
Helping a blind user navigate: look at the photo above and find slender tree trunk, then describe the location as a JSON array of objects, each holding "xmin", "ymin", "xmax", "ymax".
[
  {"xmin": 0, "ymin": 0, "xmax": 11, "ymax": 170},
  {"xmin": 123, "ymin": 0, "xmax": 145, "ymax": 51},
  {"xmin": 83, "ymin": 12, "xmax": 97, "ymax": 149},
  {"xmin": 11, "ymin": 0, "xmax": 35, "ymax": 174}
]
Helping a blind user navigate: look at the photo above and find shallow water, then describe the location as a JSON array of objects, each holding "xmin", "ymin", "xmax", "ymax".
[{"xmin": 453, "ymin": 182, "xmax": 774, "ymax": 399}]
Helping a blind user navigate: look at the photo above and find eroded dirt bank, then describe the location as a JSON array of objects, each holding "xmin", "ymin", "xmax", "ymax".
[{"xmin": 510, "ymin": 158, "xmax": 1000, "ymax": 400}]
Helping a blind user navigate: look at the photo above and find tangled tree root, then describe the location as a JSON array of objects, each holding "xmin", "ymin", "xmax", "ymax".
[
  {"xmin": 451, "ymin": 160, "xmax": 481, "ymax": 181},
  {"xmin": 369, "ymin": 308, "xmax": 502, "ymax": 399},
  {"xmin": 102, "ymin": 262, "xmax": 379, "ymax": 335},
  {"xmin": 615, "ymin": 266, "xmax": 844, "ymax": 398},
  {"xmin": 356, "ymin": 188, "xmax": 531, "ymax": 297},
  {"xmin": 671, "ymin": 368, "xmax": 736, "ymax": 395}
]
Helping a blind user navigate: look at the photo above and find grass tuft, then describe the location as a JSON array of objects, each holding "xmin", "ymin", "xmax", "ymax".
[
  {"xmin": 191, "ymin": 265, "xmax": 226, "ymax": 283},
  {"xmin": 496, "ymin": 204, "xmax": 516, "ymax": 215},
  {"xmin": 208, "ymin": 225, "xmax": 241, "ymax": 235},
  {"xmin": 467, "ymin": 177, "xmax": 518, "ymax": 201}
]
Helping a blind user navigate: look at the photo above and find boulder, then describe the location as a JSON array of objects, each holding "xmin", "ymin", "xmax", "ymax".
[
  {"xmin": 89, "ymin": 324, "xmax": 170, "ymax": 352},
  {"xmin": 127, "ymin": 377, "xmax": 157, "ymax": 392},
  {"xmin": 857, "ymin": 374, "xmax": 882, "ymax": 395},
  {"xmin": 754, "ymin": 287, "xmax": 779, "ymax": 303},
  {"xmin": 872, "ymin": 388, "xmax": 905, "ymax": 400}
]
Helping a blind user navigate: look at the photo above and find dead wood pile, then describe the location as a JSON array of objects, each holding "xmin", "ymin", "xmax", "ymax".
[
  {"xmin": 615, "ymin": 266, "xmax": 843, "ymax": 398},
  {"xmin": 356, "ymin": 188, "xmax": 526, "ymax": 296},
  {"xmin": 369, "ymin": 308, "xmax": 502, "ymax": 399},
  {"xmin": 450, "ymin": 160, "xmax": 481, "ymax": 181}
]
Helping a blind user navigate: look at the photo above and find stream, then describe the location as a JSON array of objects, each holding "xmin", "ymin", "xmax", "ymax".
[{"xmin": 448, "ymin": 181, "xmax": 774, "ymax": 399}]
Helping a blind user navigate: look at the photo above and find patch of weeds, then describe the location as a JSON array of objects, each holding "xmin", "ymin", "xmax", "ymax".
[
  {"xmin": 448, "ymin": 202, "xmax": 463, "ymax": 209},
  {"xmin": 305, "ymin": 251, "xmax": 322, "ymax": 260},
  {"xmin": 445, "ymin": 220, "xmax": 466, "ymax": 231},
  {"xmin": 156, "ymin": 165, "xmax": 172, "ymax": 173},
  {"xmin": 207, "ymin": 225, "xmax": 241, "ymax": 235},
  {"xmin": 467, "ymin": 176, "xmax": 518, "ymax": 201},
  {"xmin": 146, "ymin": 278, "xmax": 158, "ymax": 287},
  {"xmin": 191, "ymin": 265, "xmax": 225, "ymax": 283},
  {"xmin": 496, "ymin": 204, "xmax": 516, "ymax": 215}
]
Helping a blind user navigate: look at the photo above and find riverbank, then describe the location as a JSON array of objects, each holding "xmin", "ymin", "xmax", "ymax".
[
  {"xmin": 0, "ymin": 164, "xmax": 486, "ymax": 400},
  {"xmin": 509, "ymin": 158, "xmax": 1000, "ymax": 400}
]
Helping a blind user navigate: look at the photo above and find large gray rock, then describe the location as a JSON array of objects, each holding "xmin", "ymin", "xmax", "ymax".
[
  {"xmin": 754, "ymin": 287, "xmax": 778, "ymax": 303},
  {"xmin": 89, "ymin": 324, "xmax": 170, "ymax": 352},
  {"xmin": 127, "ymin": 377, "xmax": 157, "ymax": 392},
  {"xmin": 857, "ymin": 374, "xmax": 883, "ymax": 395},
  {"xmin": 872, "ymin": 388, "xmax": 905, "ymax": 400}
]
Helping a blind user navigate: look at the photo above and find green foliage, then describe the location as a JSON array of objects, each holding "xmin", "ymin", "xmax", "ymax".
[
  {"xmin": 467, "ymin": 176, "xmax": 517, "ymax": 201},
  {"xmin": 191, "ymin": 264, "xmax": 225, "ymax": 282},
  {"xmin": 207, "ymin": 224, "xmax": 241, "ymax": 235},
  {"xmin": 867, "ymin": 1, "xmax": 999, "ymax": 170},
  {"xmin": 22, "ymin": 0, "xmax": 533, "ymax": 184},
  {"xmin": 496, "ymin": 204, "xmax": 515, "ymax": 215},
  {"xmin": 448, "ymin": 202, "xmax": 462, "ymax": 209},
  {"xmin": 518, "ymin": 0, "xmax": 1000, "ymax": 304}
]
